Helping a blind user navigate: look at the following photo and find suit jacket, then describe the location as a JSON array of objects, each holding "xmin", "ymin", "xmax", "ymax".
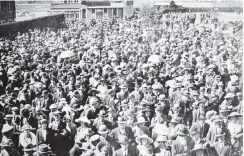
[
  {"xmin": 36, "ymin": 128, "xmax": 53, "ymax": 145},
  {"xmin": 110, "ymin": 126, "xmax": 135, "ymax": 143},
  {"xmin": 213, "ymin": 142, "xmax": 230, "ymax": 156},
  {"xmin": 113, "ymin": 144, "xmax": 138, "ymax": 156},
  {"xmin": 116, "ymin": 91, "xmax": 129, "ymax": 102},
  {"xmin": 129, "ymin": 91, "xmax": 144, "ymax": 102},
  {"xmin": 171, "ymin": 137, "xmax": 195, "ymax": 156},
  {"xmin": 206, "ymin": 125, "xmax": 231, "ymax": 144},
  {"xmin": 190, "ymin": 122, "xmax": 210, "ymax": 139},
  {"xmin": 192, "ymin": 108, "xmax": 206, "ymax": 123},
  {"xmin": 69, "ymin": 144, "xmax": 84, "ymax": 156},
  {"xmin": 64, "ymin": 122, "xmax": 77, "ymax": 138}
]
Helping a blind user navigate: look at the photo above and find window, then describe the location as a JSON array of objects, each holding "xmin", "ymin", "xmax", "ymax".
[
  {"xmin": 113, "ymin": 8, "xmax": 117, "ymax": 17},
  {"xmin": 92, "ymin": 9, "xmax": 95, "ymax": 14},
  {"xmin": 0, "ymin": 2, "xmax": 2, "ymax": 12},
  {"xmin": 82, "ymin": 9, "xmax": 86, "ymax": 19},
  {"xmin": 104, "ymin": 8, "xmax": 107, "ymax": 14}
]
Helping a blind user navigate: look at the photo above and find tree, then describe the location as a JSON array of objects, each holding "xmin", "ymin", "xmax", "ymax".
[{"xmin": 170, "ymin": 0, "xmax": 177, "ymax": 8}]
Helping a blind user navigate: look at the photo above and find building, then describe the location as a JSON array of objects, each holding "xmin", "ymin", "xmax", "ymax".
[
  {"xmin": 15, "ymin": 1, "xmax": 51, "ymax": 22},
  {"xmin": 50, "ymin": 0, "xmax": 134, "ymax": 21},
  {"xmin": 151, "ymin": 0, "xmax": 243, "ymax": 8},
  {"xmin": 0, "ymin": 1, "xmax": 16, "ymax": 24}
]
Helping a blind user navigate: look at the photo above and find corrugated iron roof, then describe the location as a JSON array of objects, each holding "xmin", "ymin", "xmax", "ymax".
[{"xmin": 51, "ymin": 4, "xmax": 86, "ymax": 9}]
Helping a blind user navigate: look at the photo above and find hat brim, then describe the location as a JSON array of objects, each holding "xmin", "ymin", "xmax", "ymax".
[
  {"xmin": 4, "ymin": 117, "xmax": 12, "ymax": 120},
  {"xmin": 117, "ymin": 121, "xmax": 126, "ymax": 124},
  {"xmin": 219, "ymin": 110, "xmax": 231, "ymax": 113},
  {"xmin": 228, "ymin": 114, "xmax": 242, "ymax": 118},
  {"xmin": 191, "ymin": 147, "xmax": 207, "ymax": 152},
  {"xmin": 88, "ymin": 90, "xmax": 100, "ymax": 94},
  {"xmin": 215, "ymin": 134, "xmax": 226, "ymax": 138},
  {"xmin": 23, "ymin": 148, "xmax": 35, "ymax": 151},
  {"xmin": 177, "ymin": 132, "xmax": 187, "ymax": 136},
  {"xmin": 136, "ymin": 136, "xmax": 153, "ymax": 144},
  {"xmin": 136, "ymin": 121, "xmax": 148, "ymax": 124},
  {"xmin": 98, "ymin": 130, "xmax": 108, "ymax": 134},
  {"xmin": 214, "ymin": 119, "xmax": 223, "ymax": 122},
  {"xmin": 170, "ymin": 121, "xmax": 179, "ymax": 124}
]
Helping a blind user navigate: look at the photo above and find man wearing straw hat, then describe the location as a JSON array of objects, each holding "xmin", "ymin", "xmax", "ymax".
[
  {"xmin": 113, "ymin": 135, "xmax": 138, "ymax": 156},
  {"xmin": 206, "ymin": 115, "xmax": 231, "ymax": 145},
  {"xmin": 190, "ymin": 114, "xmax": 210, "ymax": 139},
  {"xmin": 33, "ymin": 144, "xmax": 52, "ymax": 156},
  {"xmin": 110, "ymin": 117, "xmax": 134, "ymax": 143},
  {"xmin": 132, "ymin": 116, "xmax": 150, "ymax": 137},
  {"xmin": 96, "ymin": 125, "xmax": 115, "ymax": 155}
]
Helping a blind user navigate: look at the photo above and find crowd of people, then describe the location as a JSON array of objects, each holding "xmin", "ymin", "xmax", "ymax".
[{"xmin": 0, "ymin": 9, "xmax": 243, "ymax": 156}]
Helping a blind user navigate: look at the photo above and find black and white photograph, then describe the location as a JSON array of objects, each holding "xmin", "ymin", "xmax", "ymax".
[{"xmin": 0, "ymin": 0, "xmax": 243, "ymax": 155}]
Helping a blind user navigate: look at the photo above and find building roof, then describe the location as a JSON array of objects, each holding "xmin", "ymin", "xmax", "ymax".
[{"xmin": 51, "ymin": 4, "xmax": 86, "ymax": 9}]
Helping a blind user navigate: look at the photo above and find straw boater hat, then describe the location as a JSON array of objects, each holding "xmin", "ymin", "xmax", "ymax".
[
  {"xmin": 37, "ymin": 144, "xmax": 50, "ymax": 154},
  {"xmin": 117, "ymin": 117, "xmax": 127, "ymax": 124},
  {"xmin": 228, "ymin": 112, "xmax": 242, "ymax": 118},
  {"xmin": 206, "ymin": 110, "xmax": 217, "ymax": 119},
  {"xmin": 75, "ymin": 116, "xmax": 91, "ymax": 125},
  {"xmin": 136, "ymin": 134, "xmax": 153, "ymax": 144},
  {"xmin": 156, "ymin": 135, "xmax": 168, "ymax": 142},
  {"xmin": 119, "ymin": 84, "xmax": 127, "ymax": 89},
  {"xmin": 49, "ymin": 104, "xmax": 57, "ymax": 110},
  {"xmin": 4, "ymin": 114, "xmax": 13, "ymax": 120},
  {"xmin": 136, "ymin": 117, "xmax": 148, "ymax": 124},
  {"xmin": 98, "ymin": 125, "xmax": 109, "ymax": 134},
  {"xmin": 219, "ymin": 105, "xmax": 232, "ymax": 113},
  {"xmin": 88, "ymin": 88, "xmax": 100, "ymax": 94}
]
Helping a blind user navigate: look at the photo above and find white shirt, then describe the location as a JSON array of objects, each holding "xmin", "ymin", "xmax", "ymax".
[{"xmin": 42, "ymin": 129, "xmax": 47, "ymax": 141}]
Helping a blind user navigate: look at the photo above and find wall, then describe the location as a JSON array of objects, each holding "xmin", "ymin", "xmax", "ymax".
[{"xmin": 0, "ymin": 14, "xmax": 66, "ymax": 39}]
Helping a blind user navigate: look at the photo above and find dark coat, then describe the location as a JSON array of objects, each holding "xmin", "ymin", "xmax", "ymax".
[
  {"xmin": 69, "ymin": 144, "xmax": 84, "ymax": 156},
  {"xmin": 110, "ymin": 126, "xmax": 135, "ymax": 143}
]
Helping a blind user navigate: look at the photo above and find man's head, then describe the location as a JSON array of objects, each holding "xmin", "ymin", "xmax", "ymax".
[
  {"xmin": 117, "ymin": 117, "xmax": 126, "ymax": 129},
  {"xmin": 40, "ymin": 119, "xmax": 47, "ymax": 130},
  {"xmin": 190, "ymin": 128, "xmax": 200, "ymax": 142}
]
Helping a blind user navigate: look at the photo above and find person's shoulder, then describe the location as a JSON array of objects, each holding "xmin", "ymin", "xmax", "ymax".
[{"xmin": 114, "ymin": 148, "xmax": 123, "ymax": 154}]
